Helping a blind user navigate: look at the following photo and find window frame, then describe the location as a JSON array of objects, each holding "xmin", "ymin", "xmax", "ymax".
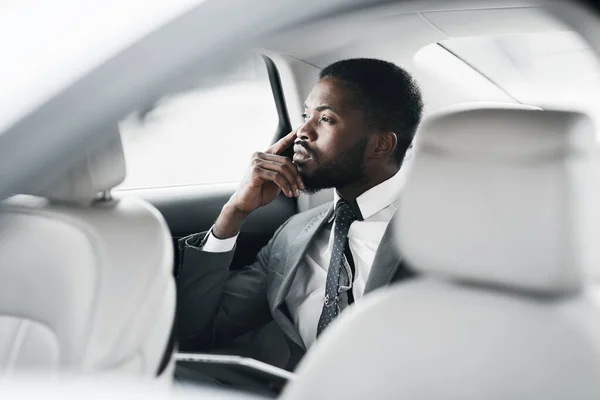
[
  {"xmin": 262, "ymin": 54, "xmax": 293, "ymax": 153},
  {"xmin": 115, "ymin": 52, "xmax": 291, "ymax": 191}
]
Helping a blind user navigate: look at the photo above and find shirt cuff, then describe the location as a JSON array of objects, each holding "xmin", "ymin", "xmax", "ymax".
[{"xmin": 201, "ymin": 228, "xmax": 238, "ymax": 253}]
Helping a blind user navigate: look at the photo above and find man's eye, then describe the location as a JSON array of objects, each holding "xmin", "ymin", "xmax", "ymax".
[
  {"xmin": 320, "ymin": 116, "xmax": 332, "ymax": 123},
  {"xmin": 302, "ymin": 113, "xmax": 309, "ymax": 120}
]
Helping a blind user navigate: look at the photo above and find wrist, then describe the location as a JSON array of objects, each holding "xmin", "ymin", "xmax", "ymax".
[
  {"xmin": 223, "ymin": 200, "xmax": 252, "ymax": 221},
  {"xmin": 212, "ymin": 202, "xmax": 249, "ymax": 239}
]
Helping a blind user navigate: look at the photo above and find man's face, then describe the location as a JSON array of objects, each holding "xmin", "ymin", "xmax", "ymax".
[{"xmin": 293, "ymin": 78, "xmax": 370, "ymax": 192}]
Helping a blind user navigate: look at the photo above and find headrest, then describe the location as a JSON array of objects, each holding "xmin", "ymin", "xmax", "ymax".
[
  {"xmin": 34, "ymin": 132, "xmax": 126, "ymax": 203},
  {"xmin": 396, "ymin": 103, "xmax": 600, "ymax": 294}
]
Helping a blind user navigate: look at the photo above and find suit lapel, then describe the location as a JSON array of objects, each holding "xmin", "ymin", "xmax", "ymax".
[
  {"xmin": 364, "ymin": 214, "xmax": 404, "ymax": 293},
  {"xmin": 271, "ymin": 204, "xmax": 334, "ymax": 350}
]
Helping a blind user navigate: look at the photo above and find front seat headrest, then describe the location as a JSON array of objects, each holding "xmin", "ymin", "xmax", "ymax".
[
  {"xmin": 397, "ymin": 103, "xmax": 600, "ymax": 294},
  {"xmin": 34, "ymin": 132, "xmax": 126, "ymax": 203}
]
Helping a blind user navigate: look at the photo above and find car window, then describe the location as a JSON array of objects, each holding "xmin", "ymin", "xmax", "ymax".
[{"xmin": 117, "ymin": 54, "xmax": 279, "ymax": 190}]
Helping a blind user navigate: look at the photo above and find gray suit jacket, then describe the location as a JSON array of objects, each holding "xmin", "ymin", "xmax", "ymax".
[{"xmin": 176, "ymin": 202, "xmax": 414, "ymax": 371}]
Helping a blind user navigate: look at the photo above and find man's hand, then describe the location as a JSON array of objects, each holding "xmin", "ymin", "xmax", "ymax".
[{"xmin": 213, "ymin": 129, "xmax": 304, "ymax": 239}]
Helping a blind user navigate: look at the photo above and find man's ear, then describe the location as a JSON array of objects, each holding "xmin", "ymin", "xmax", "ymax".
[{"xmin": 368, "ymin": 131, "xmax": 397, "ymax": 159}]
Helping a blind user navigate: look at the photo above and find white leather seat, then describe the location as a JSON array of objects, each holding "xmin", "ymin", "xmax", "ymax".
[
  {"xmin": 283, "ymin": 104, "xmax": 600, "ymax": 399},
  {"xmin": 0, "ymin": 132, "xmax": 176, "ymax": 379}
]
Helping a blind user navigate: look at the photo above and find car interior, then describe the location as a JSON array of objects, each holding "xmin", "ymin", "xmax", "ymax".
[{"xmin": 1, "ymin": 0, "xmax": 600, "ymax": 398}]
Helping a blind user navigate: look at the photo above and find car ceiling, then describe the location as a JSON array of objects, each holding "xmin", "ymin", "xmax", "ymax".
[
  {"xmin": 261, "ymin": 0, "xmax": 563, "ymax": 68},
  {"xmin": 261, "ymin": 1, "xmax": 574, "ymax": 126},
  {"xmin": 0, "ymin": 0, "xmax": 203, "ymax": 135}
]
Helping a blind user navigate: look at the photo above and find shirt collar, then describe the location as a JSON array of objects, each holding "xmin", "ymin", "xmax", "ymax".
[{"xmin": 331, "ymin": 169, "xmax": 406, "ymax": 222}]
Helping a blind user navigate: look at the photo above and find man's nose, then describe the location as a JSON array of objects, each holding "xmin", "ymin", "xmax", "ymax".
[{"xmin": 297, "ymin": 120, "xmax": 317, "ymax": 141}]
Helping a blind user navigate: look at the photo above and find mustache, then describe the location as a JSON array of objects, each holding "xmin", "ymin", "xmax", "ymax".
[{"xmin": 294, "ymin": 140, "xmax": 316, "ymax": 157}]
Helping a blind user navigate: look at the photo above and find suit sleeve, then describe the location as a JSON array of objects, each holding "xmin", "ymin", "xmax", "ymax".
[{"xmin": 175, "ymin": 219, "xmax": 290, "ymax": 351}]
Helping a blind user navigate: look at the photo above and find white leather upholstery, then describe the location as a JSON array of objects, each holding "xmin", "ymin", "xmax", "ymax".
[
  {"xmin": 283, "ymin": 105, "xmax": 600, "ymax": 399},
  {"xmin": 0, "ymin": 134, "xmax": 175, "ymax": 379},
  {"xmin": 401, "ymin": 104, "xmax": 600, "ymax": 292},
  {"xmin": 284, "ymin": 280, "xmax": 600, "ymax": 399},
  {"xmin": 35, "ymin": 134, "xmax": 127, "ymax": 203}
]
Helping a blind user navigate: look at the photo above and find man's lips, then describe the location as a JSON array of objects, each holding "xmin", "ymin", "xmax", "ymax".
[
  {"xmin": 293, "ymin": 144, "xmax": 313, "ymax": 164},
  {"xmin": 293, "ymin": 152, "xmax": 311, "ymax": 164}
]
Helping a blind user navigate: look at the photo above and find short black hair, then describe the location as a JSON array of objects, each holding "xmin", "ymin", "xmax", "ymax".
[{"xmin": 319, "ymin": 58, "xmax": 423, "ymax": 166}]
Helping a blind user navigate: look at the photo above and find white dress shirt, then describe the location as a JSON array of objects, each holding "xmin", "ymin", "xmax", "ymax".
[{"xmin": 202, "ymin": 170, "xmax": 405, "ymax": 348}]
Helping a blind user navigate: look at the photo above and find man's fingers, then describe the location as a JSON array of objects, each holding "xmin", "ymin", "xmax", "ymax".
[
  {"xmin": 253, "ymin": 159, "xmax": 300, "ymax": 196},
  {"xmin": 253, "ymin": 166, "xmax": 295, "ymax": 197},
  {"xmin": 266, "ymin": 128, "xmax": 298, "ymax": 155},
  {"xmin": 258, "ymin": 153, "xmax": 305, "ymax": 190}
]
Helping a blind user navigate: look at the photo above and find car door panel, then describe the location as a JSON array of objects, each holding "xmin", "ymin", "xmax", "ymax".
[{"xmin": 119, "ymin": 184, "xmax": 296, "ymax": 272}]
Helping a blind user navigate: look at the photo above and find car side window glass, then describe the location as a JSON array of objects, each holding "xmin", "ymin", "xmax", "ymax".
[{"xmin": 117, "ymin": 54, "xmax": 278, "ymax": 190}]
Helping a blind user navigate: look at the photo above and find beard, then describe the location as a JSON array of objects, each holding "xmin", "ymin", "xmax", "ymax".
[{"xmin": 299, "ymin": 136, "xmax": 369, "ymax": 193}]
